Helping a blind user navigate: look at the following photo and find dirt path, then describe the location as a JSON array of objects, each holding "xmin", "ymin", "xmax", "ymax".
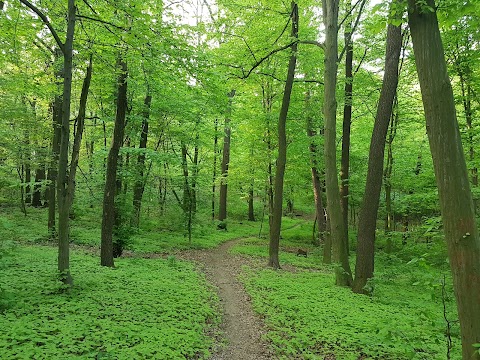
[{"xmin": 180, "ymin": 238, "xmax": 275, "ymax": 360}]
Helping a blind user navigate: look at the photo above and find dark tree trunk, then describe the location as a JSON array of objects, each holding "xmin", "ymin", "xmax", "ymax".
[
  {"xmin": 268, "ymin": 1, "xmax": 298, "ymax": 269},
  {"xmin": 306, "ymin": 90, "xmax": 326, "ymax": 247},
  {"xmin": 212, "ymin": 118, "xmax": 218, "ymax": 220},
  {"xmin": 191, "ymin": 129, "xmax": 200, "ymax": 214},
  {"xmin": 101, "ymin": 57, "xmax": 128, "ymax": 268},
  {"xmin": 32, "ymin": 167, "xmax": 45, "ymax": 207},
  {"xmin": 181, "ymin": 143, "xmax": 193, "ymax": 242},
  {"xmin": 322, "ymin": 0, "xmax": 352, "ymax": 286},
  {"xmin": 132, "ymin": 93, "xmax": 151, "ymax": 228},
  {"xmin": 56, "ymin": 0, "xmax": 76, "ymax": 286},
  {"xmin": 408, "ymin": 1, "xmax": 480, "ymax": 358},
  {"xmin": 340, "ymin": 0, "xmax": 353, "ymax": 252},
  {"xmin": 65, "ymin": 54, "xmax": 92, "ymax": 211},
  {"xmin": 218, "ymin": 90, "xmax": 235, "ymax": 221},
  {"xmin": 25, "ymin": 137, "xmax": 31, "ymax": 204},
  {"xmin": 248, "ymin": 182, "xmax": 255, "ymax": 221},
  {"xmin": 352, "ymin": 20, "xmax": 402, "ymax": 294}
]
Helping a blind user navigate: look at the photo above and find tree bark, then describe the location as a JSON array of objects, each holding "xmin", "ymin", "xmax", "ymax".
[
  {"xmin": 101, "ymin": 57, "xmax": 128, "ymax": 268},
  {"xmin": 340, "ymin": 0, "xmax": 353, "ymax": 252},
  {"xmin": 32, "ymin": 167, "xmax": 45, "ymax": 207},
  {"xmin": 218, "ymin": 90, "xmax": 235, "ymax": 221},
  {"xmin": 306, "ymin": 91, "xmax": 326, "ymax": 247},
  {"xmin": 408, "ymin": 1, "xmax": 480, "ymax": 358},
  {"xmin": 132, "ymin": 93, "xmax": 152, "ymax": 228},
  {"xmin": 352, "ymin": 20, "xmax": 402, "ymax": 294},
  {"xmin": 322, "ymin": 0, "xmax": 352, "ymax": 286},
  {"xmin": 56, "ymin": 0, "xmax": 76, "ymax": 286},
  {"xmin": 211, "ymin": 118, "xmax": 218, "ymax": 220},
  {"xmin": 65, "ymin": 55, "xmax": 92, "ymax": 213},
  {"xmin": 47, "ymin": 94, "xmax": 62, "ymax": 236},
  {"xmin": 268, "ymin": 1, "xmax": 298, "ymax": 269}
]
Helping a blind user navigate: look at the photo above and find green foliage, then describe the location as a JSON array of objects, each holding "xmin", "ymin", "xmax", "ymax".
[
  {"xmin": 241, "ymin": 262, "xmax": 460, "ymax": 359},
  {"xmin": 0, "ymin": 246, "xmax": 219, "ymax": 359}
]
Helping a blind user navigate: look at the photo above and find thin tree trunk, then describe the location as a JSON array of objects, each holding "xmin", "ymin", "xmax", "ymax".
[
  {"xmin": 384, "ymin": 96, "xmax": 398, "ymax": 253},
  {"xmin": 32, "ymin": 167, "xmax": 45, "ymax": 207},
  {"xmin": 306, "ymin": 90, "xmax": 326, "ymax": 247},
  {"xmin": 408, "ymin": 1, "xmax": 480, "ymax": 358},
  {"xmin": 212, "ymin": 118, "xmax": 218, "ymax": 220},
  {"xmin": 340, "ymin": 0, "xmax": 353, "ymax": 252},
  {"xmin": 47, "ymin": 94, "xmax": 62, "ymax": 237},
  {"xmin": 64, "ymin": 55, "xmax": 92, "ymax": 213},
  {"xmin": 132, "ymin": 93, "xmax": 151, "ymax": 228},
  {"xmin": 101, "ymin": 57, "xmax": 128, "ymax": 268},
  {"xmin": 218, "ymin": 90, "xmax": 235, "ymax": 221},
  {"xmin": 24, "ymin": 133, "xmax": 31, "ymax": 204},
  {"xmin": 56, "ymin": 0, "xmax": 76, "ymax": 286},
  {"xmin": 268, "ymin": 1, "xmax": 298, "ymax": 269},
  {"xmin": 322, "ymin": 0, "xmax": 352, "ymax": 286},
  {"xmin": 352, "ymin": 19, "xmax": 402, "ymax": 294}
]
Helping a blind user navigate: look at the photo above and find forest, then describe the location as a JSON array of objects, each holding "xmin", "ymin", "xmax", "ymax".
[{"xmin": 0, "ymin": 0, "xmax": 479, "ymax": 359}]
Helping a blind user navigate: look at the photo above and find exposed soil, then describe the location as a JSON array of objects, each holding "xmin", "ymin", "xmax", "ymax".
[{"xmin": 179, "ymin": 238, "xmax": 275, "ymax": 360}]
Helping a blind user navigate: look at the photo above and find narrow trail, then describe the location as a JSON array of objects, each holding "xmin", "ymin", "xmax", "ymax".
[{"xmin": 180, "ymin": 237, "xmax": 275, "ymax": 360}]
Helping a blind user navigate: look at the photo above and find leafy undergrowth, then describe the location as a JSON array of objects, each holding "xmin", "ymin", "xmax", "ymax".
[
  {"xmin": 241, "ymin": 267, "xmax": 460, "ymax": 360},
  {"xmin": 0, "ymin": 207, "xmax": 264, "ymax": 253},
  {"xmin": 0, "ymin": 246, "xmax": 219, "ymax": 359},
  {"xmin": 230, "ymin": 219, "xmax": 461, "ymax": 359},
  {"xmin": 230, "ymin": 220, "xmax": 328, "ymax": 269}
]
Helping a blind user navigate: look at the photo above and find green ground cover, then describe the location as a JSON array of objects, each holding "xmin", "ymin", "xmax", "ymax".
[
  {"xmin": 0, "ymin": 208, "xmax": 463, "ymax": 359},
  {"xmin": 231, "ymin": 222, "xmax": 461, "ymax": 359},
  {"xmin": 0, "ymin": 246, "xmax": 219, "ymax": 359}
]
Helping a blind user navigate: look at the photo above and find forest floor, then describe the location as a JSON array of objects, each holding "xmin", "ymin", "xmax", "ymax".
[{"xmin": 179, "ymin": 237, "xmax": 275, "ymax": 360}]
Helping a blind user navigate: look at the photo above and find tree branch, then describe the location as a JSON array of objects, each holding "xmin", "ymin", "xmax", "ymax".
[
  {"xmin": 299, "ymin": 39, "xmax": 325, "ymax": 50},
  {"xmin": 338, "ymin": 0, "xmax": 368, "ymax": 63},
  {"xmin": 77, "ymin": 14, "xmax": 128, "ymax": 31},
  {"xmin": 238, "ymin": 41, "xmax": 298, "ymax": 79},
  {"xmin": 18, "ymin": 0, "xmax": 65, "ymax": 53}
]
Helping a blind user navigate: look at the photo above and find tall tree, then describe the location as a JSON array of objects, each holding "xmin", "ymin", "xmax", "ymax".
[
  {"xmin": 268, "ymin": 1, "xmax": 298, "ymax": 269},
  {"xmin": 408, "ymin": 1, "xmax": 480, "ymax": 358},
  {"xmin": 322, "ymin": 0, "xmax": 352, "ymax": 286},
  {"xmin": 352, "ymin": 4, "xmax": 403, "ymax": 294},
  {"xmin": 305, "ymin": 90, "xmax": 327, "ymax": 249},
  {"xmin": 218, "ymin": 90, "xmax": 235, "ymax": 221},
  {"xmin": 340, "ymin": 0, "xmax": 353, "ymax": 249},
  {"xmin": 132, "ymin": 92, "xmax": 152, "ymax": 228},
  {"xmin": 101, "ymin": 57, "xmax": 128, "ymax": 267},
  {"xmin": 18, "ymin": 0, "xmax": 78, "ymax": 286}
]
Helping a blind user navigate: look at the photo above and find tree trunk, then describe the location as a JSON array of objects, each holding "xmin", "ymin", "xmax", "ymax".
[
  {"xmin": 408, "ymin": 1, "xmax": 480, "ymax": 358},
  {"xmin": 101, "ymin": 57, "xmax": 128, "ymax": 268},
  {"xmin": 32, "ymin": 167, "xmax": 45, "ymax": 207},
  {"xmin": 211, "ymin": 118, "xmax": 218, "ymax": 220},
  {"xmin": 65, "ymin": 55, "xmax": 92, "ymax": 212},
  {"xmin": 132, "ymin": 93, "xmax": 151, "ymax": 228},
  {"xmin": 306, "ymin": 90, "xmax": 326, "ymax": 247},
  {"xmin": 340, "ymin": 0, "xmax": 353, "ymax": 252},
  {"xmin": 248, "ymin": 184, "xmax": 255, "ymax": 222},
  {"xmin": 24, "ymin": 135, "xmax": 31, "ymax": 204},
  {"xmin": 56, "ymin": 0, "xmax": 76, "ymax": 286},
  {"xmin": 47, "ymin": 94, "xmax": 62, "ymax": 237},
  {"xmin": 352, "ymin": 19, "xmax": 402, "ymax": 294},
  {"xmin": 268, "ymin": 1, "xmax": 298, "ymax": 269},
  {"xmin": 181, "ymin": 143, "xmax": 193, "ymax": 242},
  {"xmin": 457, "ymin": 67, "xmax": 478, "ymax": 213},
  {"xmin": 384, "ymin": 96, "xmax": 398, "ymax": 253},
  {"xmin": 218, "ymin": 90, "xmax": 235, "ymax": 221},
  {"xmin": 322, "ymin": 0, "xmax": 352, "ymax": 286}
]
